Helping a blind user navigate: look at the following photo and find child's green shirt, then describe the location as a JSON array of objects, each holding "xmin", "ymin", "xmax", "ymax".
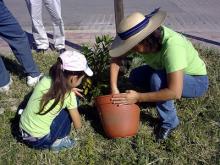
[{"xmin": 20, "ymin": 76, "xmax": 77, "ymax": 138}]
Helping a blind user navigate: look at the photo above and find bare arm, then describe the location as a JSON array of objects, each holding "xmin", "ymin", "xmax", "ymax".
[
  {"xmin": 110, "ymin": 57, "xmax": 122, "ymax": 94},
  {"xmin": 68, "ymin": 108, "xmax": 82, "ymax": 129},
  {"xmin": 138, "ymin": 70, "xmax": 184, "ymax": 102},
  {"xmin": 112, "ymin": 70, "xmax": 184, "ymax": 104}
]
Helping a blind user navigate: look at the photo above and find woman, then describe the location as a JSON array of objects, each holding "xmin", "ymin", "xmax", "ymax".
[{"xmin": 109, "ymin": 9, "xmax": 208, "ymax": 141}]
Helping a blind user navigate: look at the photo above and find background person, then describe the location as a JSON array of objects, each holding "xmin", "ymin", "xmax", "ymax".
[
  {"xmin": 0, "ymin": 0, "xmax": 42, "ymax": 92},
  {"xmin": 25, "ymin": 0, "xmax": 66, "ymax": 54}
]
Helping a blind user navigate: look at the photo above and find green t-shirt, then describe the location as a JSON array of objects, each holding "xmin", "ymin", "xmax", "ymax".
[
  {"xmin": 20, "ymin": 76, "xmax": 77, "ymax": 138},
  {"xmin": 143, "ymin": 26, "xmax": 207, "ymax": 75}
]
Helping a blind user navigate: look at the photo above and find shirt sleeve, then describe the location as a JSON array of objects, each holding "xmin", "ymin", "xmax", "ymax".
[
  {"xmin": 164, "ymin": 45, "xmax": 188, "ymax": 73},
  {"xmin": 65, "ymin": 92, "xmax": 78, "ymax": 110}
]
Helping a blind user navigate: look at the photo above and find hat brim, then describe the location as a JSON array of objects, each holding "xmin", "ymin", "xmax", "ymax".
[
  {"xmin": 84, "ymin": 66, "xmax": 93, "ymax": 77},
  {"xmin": 109, "ymin": 10, "xmax": 167, "ymax": 57}
]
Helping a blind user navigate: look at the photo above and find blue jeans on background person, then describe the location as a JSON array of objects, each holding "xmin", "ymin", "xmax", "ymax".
[
  {"xmin": 129, "ymin": 65, "xmax": 209, "ymax": 129},
  {"xmin": 20, "ymin": 108, "xmax": 72, "ymax": 149},
  {"xmin": 0, "ymin": 0, "xmax": 40, "ymax": 87}
]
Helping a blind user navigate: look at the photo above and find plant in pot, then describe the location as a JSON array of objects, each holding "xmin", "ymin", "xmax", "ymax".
[{"xmin": 81, "ymin": 35, "xmax": 140, "ymax": 138}]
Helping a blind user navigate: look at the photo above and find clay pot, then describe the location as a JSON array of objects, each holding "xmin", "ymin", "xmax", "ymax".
[{"xmin": 95, "ymin": 94, "xmax": 140, "ymax": 138}]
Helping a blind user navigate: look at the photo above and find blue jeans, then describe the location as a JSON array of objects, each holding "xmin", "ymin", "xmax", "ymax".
[
  {"xmin": 20, "ymin": 108, "xmax": 72, "ymax": 149},
  {"xmin": 0, "ymin": 0, "xmax": 40, "ymax": 87},
  {"xmin": 129, "ymin": 65, "xmax": 209, "ymax": 129}
]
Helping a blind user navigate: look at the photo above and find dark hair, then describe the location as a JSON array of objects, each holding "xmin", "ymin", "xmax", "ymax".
[
  {"xmin": 37, "ymin": 58, "xmax": 84, "ymax": 115},
  {"xmin": 141, "ymin": 26, "xmax": 164, "ymax": 51}
]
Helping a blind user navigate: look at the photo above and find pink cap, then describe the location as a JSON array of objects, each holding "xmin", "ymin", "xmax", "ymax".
[{"xmin": 59, "ymin": 50, "xmax": 93, "ymax": 76}]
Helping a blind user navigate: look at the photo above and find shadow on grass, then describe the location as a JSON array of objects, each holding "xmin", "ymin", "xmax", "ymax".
[
  {"xmin": 10, "ymin": 90, "xmax": 33, "ymax": 142},
  {"xmin": 179, "ymin": 32, "xmax": 220, "ymax": 47},
  {"xmin": 25, "ymin": 32, "xmax": 82, "ymax": 51},
  {"xmin": 139, "ymin": 109, "xmax": 160, "ymax": 127},
  {"xmin": 78, "ymin": 103, "xmax": 108, "ymax": 138},
  {"xmin": 0, "ymin": 55, "xmax": 25, "ymax": 79}
]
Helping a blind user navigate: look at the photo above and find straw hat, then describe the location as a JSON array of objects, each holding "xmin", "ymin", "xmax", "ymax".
[{"xmin": 109, "ymin": 8, "xmax": 166, "ymax": 57}]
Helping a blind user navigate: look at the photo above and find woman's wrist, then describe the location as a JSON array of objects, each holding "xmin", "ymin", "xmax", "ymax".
[{"xmin": 137, "ymin": 92, "xmax": 142, "ymax": 103}]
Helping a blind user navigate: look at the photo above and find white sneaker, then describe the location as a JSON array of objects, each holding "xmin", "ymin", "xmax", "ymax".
[
  {"xmin": 0, "ymin": 77, "xmax": 12, "ymax": 93},
  {"xmin": 27, "ymin": 73, "xmax": 43, "ymax": 87},
  {"xmin": 50, "ymin": 136, "xmax": 76, "ymax": 152}
]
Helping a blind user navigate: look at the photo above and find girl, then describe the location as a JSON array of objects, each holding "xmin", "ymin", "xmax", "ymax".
[
  {"xmin": 109, "ymin": 9, "xmax": 208, "ymax": 141},
  {"xmin": 19, "ymin": 50, "xmax": 93, "ymax": 151}
]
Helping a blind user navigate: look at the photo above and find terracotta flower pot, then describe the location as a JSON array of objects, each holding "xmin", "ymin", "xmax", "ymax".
[{"xmin": 95, "ymin": 95, "xmax": 140, "ymax": 138}]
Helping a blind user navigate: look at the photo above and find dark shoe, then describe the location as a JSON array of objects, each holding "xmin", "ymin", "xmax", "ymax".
[
  {"xmin": 36, "ymin": 49, "xmax": 47, "ymax": 54},
  {"xmin": 56, "ymin": 48, "xmax": 66, "ymax": 54},
  {"xmin": 156, "ymin": 127, "xmax": 174, "ymax": 141}
]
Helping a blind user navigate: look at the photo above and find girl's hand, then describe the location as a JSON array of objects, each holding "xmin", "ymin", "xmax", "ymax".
[
  {"xmin": 72, "ymin": 88, "xmax": 84, "ymax": 99},
  {"xmin": 111, "ymin": 90, "xmax": 140, "ymax": 105}
]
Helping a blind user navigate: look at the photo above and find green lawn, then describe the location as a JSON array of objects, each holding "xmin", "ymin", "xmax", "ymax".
[{"xmin": 0, "ymin": 46, "xmax": 219, "ymax": 165}]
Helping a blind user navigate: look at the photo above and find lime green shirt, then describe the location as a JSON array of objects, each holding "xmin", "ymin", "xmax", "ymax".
[
  {"xmin": 143, "ymin": 26, "xmax": 207, "ymax": 75},
  {"xmin": 20, "ymin": 76, "xmax": 77, "ymax": 138}
]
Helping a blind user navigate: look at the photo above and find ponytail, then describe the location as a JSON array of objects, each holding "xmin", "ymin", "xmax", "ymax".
[{"xmin": 38, "ymin": 58, "xmax": 68, "ymax": 115}]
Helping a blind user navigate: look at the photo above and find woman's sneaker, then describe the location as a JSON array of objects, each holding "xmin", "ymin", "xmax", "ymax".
[
  {"xmin": 27, "ymin": 73, "xmax": 43, "ymax": 87},
  {"xmin": 50, "ymin": 136, "xmax": 76, "ymax": 152}
]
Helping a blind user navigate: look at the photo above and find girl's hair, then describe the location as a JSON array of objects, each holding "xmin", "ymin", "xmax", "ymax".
[
  {"xmin": 142, "ymin": 26, "xmax": 164, "ymax": 51},
  {"xmin": 37, "ymin": 58, "xmax": 84, "ymax": 115}
]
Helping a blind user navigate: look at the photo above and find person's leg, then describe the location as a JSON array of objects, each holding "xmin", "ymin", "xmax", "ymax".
[
  {"xmin": 0, "ymin": 1, "xmax": 40, "ymax": 78},
  {"xmin": 26, "ymin": 0, "xmax": 49, "ymax": 50},
  {"xmin": 149, "ymin": 71, "xmax": 179, "ymax": 129},
  {"xmin": 44, "ymin": 0, "xmax": 65, "ymax": 50},
  {"xmin": 0, "ymin": 56, "xmax": 10, "ymax": 87},
  {"xmin": 129, "ymin": 65, "xmax": 155, "ymax": 91},
  {"xmin": 22, "ymin": 108, "xmax": 72, "ymax": 149},
  {"xmin": 49, "ymin": 108, "xmax": 72, "ymax": 140},
  {"xmin": 129, "ymin": 65, "xmax": 179, "ymax": 129},
  {"xmin": 182, "ymin": 75, "xmax": 209, "ymax": 98}
]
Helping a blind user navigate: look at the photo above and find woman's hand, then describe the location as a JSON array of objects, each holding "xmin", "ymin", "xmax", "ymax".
[
  {"xmin": 111, "ymin": 90, "xmax": 140, "ymax": 105},
  {"xmin": 111, "ymin": 86, "xmax": 120, "ymax": 94},
  {"xmin": 72, "ymin": 88, "xmax": 84, "ymax": 99}
]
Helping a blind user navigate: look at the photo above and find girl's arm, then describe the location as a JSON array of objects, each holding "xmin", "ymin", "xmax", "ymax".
[
  {"xmin": 110, "ymin": 57, "xmax": 122, "ymax": 94},
  {"xmin": 112, "ymin": 70, "xmax": 184, "ymax": 104},
  {"xmin": 68, "ymin": 108, "xmax": 82, "ymax": 129}
]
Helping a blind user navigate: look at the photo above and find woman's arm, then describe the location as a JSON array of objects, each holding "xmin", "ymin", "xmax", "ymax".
[
  {"xmin": 112, "ymin": 70, "xmax": 184, "ymax": 104},
  {"xmin": 68, "ymin": 108, "xmax": 82, "ymax": 129},
  {"xmin": 139, "ymin": 70, "xmax": 184, "ymax": 102},
  {"xmin": 110, "ymin": 57, "xmax": 122, "ymax": 94}
]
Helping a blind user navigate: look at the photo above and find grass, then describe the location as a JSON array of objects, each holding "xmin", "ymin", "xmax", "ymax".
[{"xmin": 0, "ymin": 46, "xmax": 220, "ymax": 165}]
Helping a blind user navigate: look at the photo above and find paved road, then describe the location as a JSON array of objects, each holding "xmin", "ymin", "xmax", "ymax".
[{"xmin": 2, "ymin": 0, "xmax": 220, "ymax": 49}]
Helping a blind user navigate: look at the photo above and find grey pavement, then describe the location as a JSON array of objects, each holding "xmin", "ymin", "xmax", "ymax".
[{"xmin": 1, "ymin": 0, "xmax": 220, "ymax": 53}]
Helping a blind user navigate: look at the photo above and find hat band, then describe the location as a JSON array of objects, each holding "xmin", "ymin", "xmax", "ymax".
[{"xmin": 118, "ymin": 8, "xmax": 160, "ymax": 40}]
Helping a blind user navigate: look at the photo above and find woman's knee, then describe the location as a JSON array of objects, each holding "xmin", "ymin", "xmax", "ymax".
[
  {"xmin": 129, "ymin": 65, "xmax": 149, "ymax": 87},
  {"xmin": 150, "ymin": 73, "xmax": 162, "ymax": 91}
]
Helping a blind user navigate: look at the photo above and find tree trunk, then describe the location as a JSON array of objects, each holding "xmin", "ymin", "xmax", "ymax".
[{"xmin": 114, "ymin": 0, "xmax": 124, "ymax": 32}]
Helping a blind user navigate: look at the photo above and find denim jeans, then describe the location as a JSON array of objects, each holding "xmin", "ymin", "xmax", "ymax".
[
  {"xmin": 0, "ymin": 0, "xmax": 40, "ymax": 87},
  {"xmin": 129, "ymin": 65, "xmax": 209, "ymax": 129},
  {"xmin": 20, "ymin": 108, "xmax": 72, "ymax": 149}
]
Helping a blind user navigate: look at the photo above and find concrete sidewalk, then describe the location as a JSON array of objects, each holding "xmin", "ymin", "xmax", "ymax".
[
  {"xmin": 1, "ymin": 0, "xmax": 220, "ymax": 53},
  {"xmin": 0, "ymin": 30, "xmax": 116, "ymax": 54},
  {"xmin": 0, "ymin": 29, "xmax": 219, "ymax": 55}
]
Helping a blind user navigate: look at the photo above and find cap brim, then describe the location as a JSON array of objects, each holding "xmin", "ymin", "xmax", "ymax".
[
  {"xmin": 109, "ymin": 10, "xmax": 166, "ymax": 57},
  {"xmin": 84, "ymin": 66, "xmax": 93, "ymax": 77}
]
